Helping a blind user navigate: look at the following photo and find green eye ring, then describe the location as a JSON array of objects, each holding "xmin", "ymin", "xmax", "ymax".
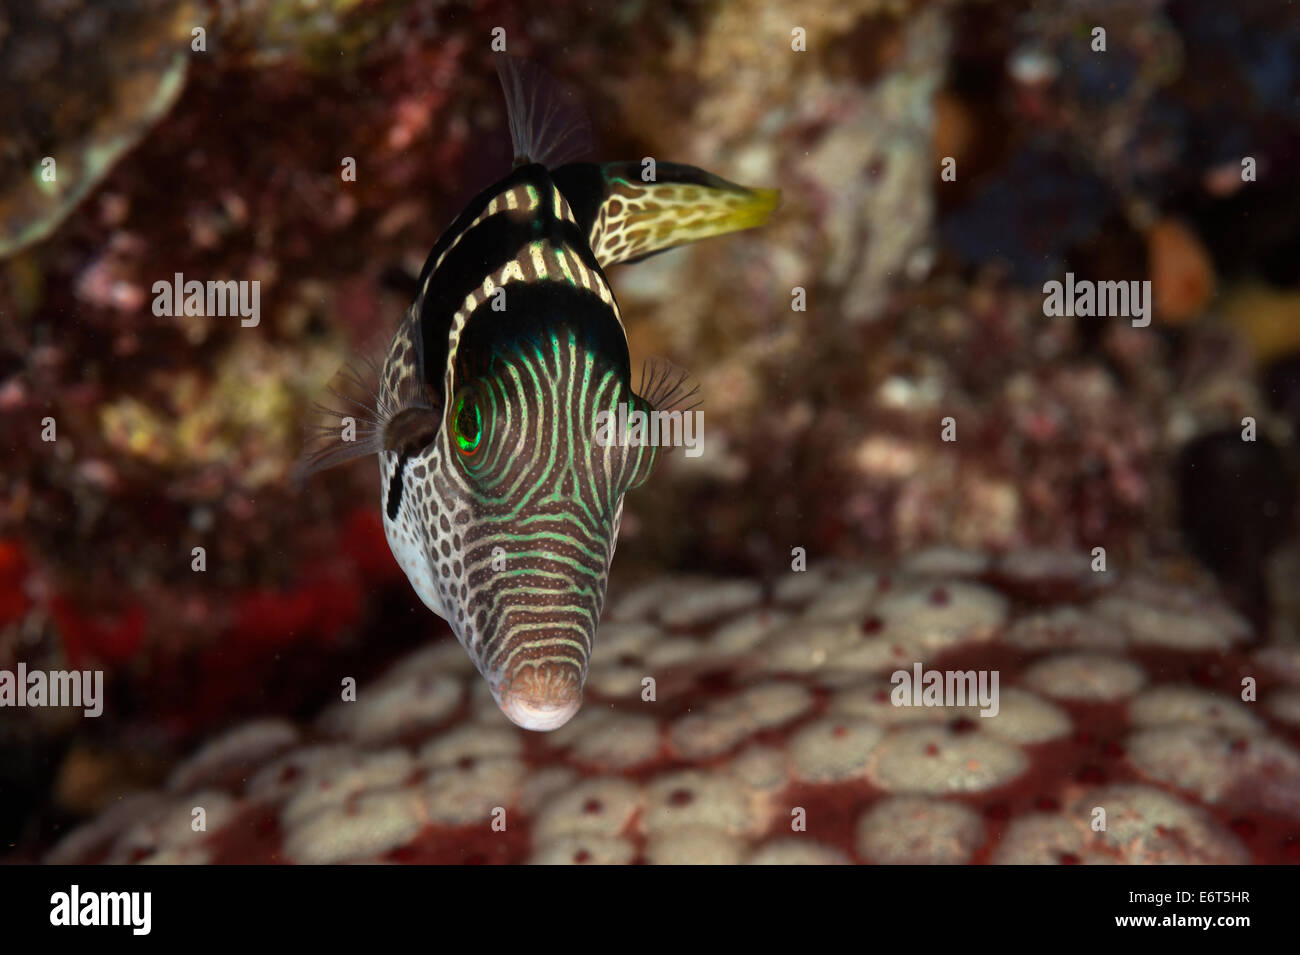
[{"xmin": 452, "ymin": 391, "xmax": 483, "ymax": 456}]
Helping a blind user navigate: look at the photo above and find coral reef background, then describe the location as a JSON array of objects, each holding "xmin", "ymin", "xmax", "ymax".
[{"xmin": 1, "ymin": 0, "xmax": 1298, "ymax": 862}]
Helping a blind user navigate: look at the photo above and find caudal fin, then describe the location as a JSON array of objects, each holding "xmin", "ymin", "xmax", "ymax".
[{"xmin": 551, "ymin": 160, "xmax": 781, "ymax": 269}]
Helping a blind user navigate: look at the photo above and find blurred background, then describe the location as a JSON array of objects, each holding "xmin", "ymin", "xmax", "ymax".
[{"xmin": 1, "ymin": 0, "xmax": 1298, "ymax": 861}]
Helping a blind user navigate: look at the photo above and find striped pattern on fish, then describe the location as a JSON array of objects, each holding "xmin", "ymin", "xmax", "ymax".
[{"xmin": 304, "ymin": 58, "xmax": 779, "ymax": 730}]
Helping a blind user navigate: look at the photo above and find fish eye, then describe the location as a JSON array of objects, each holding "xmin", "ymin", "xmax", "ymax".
[{"xmin": 452, "ymin": 390, "xmax": 483, "ymax": 455}]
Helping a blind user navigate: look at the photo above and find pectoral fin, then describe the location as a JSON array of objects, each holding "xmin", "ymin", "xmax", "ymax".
[
  {"xmin": 294, "ymin": 307, "xmax": 438, "ymax": 486},
  {"xmin": 613, "ymin": 357, "xmax": 702, "ymax": 495}
]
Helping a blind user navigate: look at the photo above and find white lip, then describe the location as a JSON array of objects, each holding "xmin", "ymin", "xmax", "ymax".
[{"xmin": 495, "ymin": 688, "xmax": 582, "ymax": 732}]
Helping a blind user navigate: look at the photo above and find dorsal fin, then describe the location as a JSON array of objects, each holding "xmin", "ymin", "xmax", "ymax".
[{"xmin": 495, "ymin": 56, "xmax": 592, "ymax": 169}]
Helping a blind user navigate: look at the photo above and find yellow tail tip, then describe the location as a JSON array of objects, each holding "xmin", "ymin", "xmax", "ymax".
[{"xmin": 715, "ymin": 186, "xmax": 782, "ymax": 233}]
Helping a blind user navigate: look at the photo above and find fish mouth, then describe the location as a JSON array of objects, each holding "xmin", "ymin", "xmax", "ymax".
[{"xmin": 492, "ymin": 659, "xmax": 584, "ymax": 732}]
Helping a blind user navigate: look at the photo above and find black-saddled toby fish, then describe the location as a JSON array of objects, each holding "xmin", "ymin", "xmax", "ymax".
[{"xmin": 304, "ymin": 58, "xmax": 779, "ymax": 731}]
